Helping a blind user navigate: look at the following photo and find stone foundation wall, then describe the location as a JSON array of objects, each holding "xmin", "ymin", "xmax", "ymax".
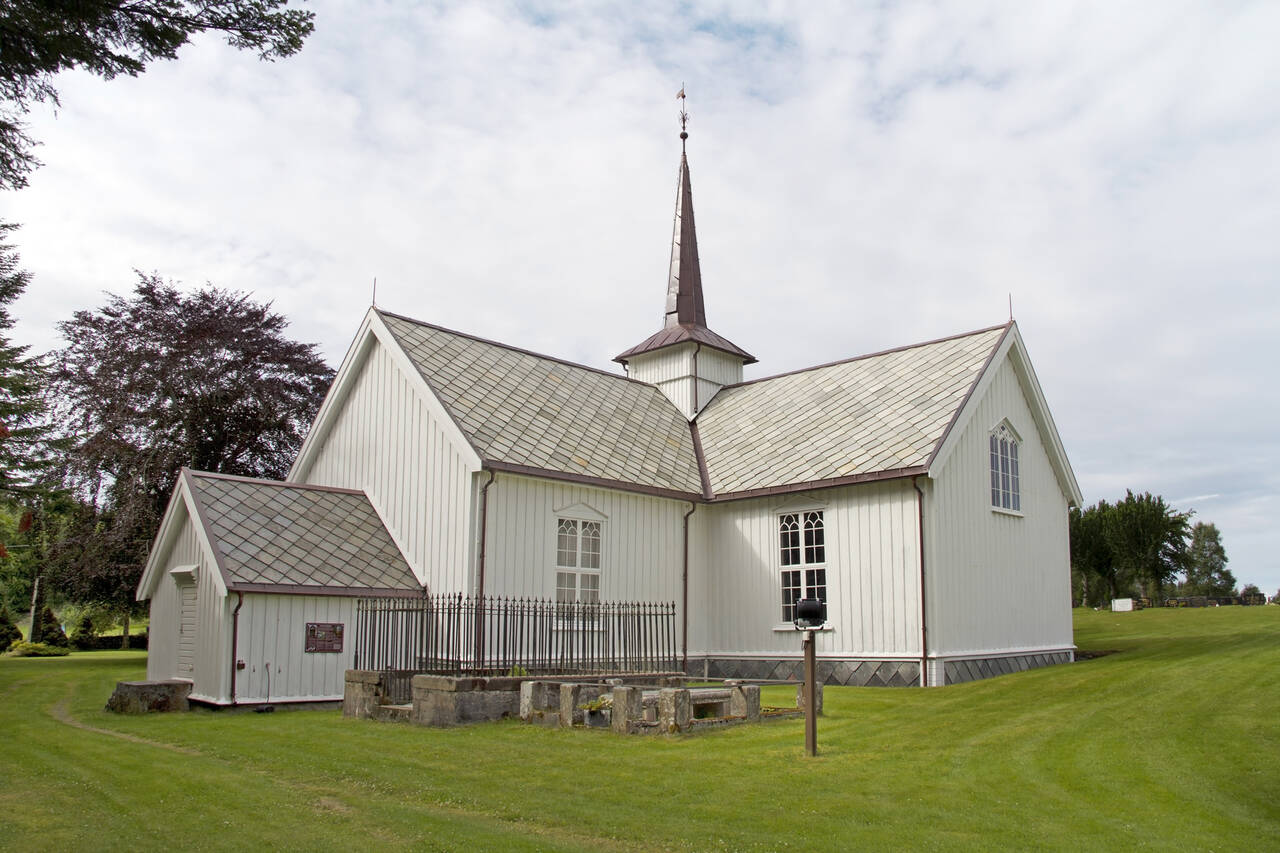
[
  {"xmin": 698, "ymin": 657, "xmax": 920, "ymax": 687},
  {"xmin": 943, "ymin": 651, "xmax": 1073, "ymax": 685}
]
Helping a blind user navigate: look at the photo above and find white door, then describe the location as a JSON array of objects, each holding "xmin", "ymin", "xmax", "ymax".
[{"xmin": 177, "ymin": 582, "xmax": 197, "ymax": 678}]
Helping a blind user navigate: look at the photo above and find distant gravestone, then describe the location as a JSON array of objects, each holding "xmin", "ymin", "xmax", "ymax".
[{"xmin": 1111, "ymin": 598, "xmax": 1134, "ymax": 612}]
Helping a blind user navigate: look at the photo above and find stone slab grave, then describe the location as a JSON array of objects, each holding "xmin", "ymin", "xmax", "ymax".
[
  {"xmin": 105, "ymin": 680, "xmax": 191, "ymax": 714},
  {"xmin": 520, "ymin": 678, "xmax": 818, "ymax": 734}
]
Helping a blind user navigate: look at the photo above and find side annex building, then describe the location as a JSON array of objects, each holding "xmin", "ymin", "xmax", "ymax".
[{"xmin": 137, "ymin": 144, "xmax": 1082, "ymax": 705}]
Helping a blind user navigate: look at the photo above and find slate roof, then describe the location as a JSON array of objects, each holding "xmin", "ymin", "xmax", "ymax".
[
  {"xmin": 378, "ymin": 311, "xmax": 705, "ymax": 496},
  {"xmin": 695, "ymin": 325, "xmax": 1008, "ymax": 495},
  {"xmin": 185, "ymin": 471, "xmax": 420, "ymax": 592}
]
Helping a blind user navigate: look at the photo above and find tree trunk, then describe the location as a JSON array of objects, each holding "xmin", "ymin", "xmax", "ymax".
[
  {"xmin": 120, "ymin": 611, "xmax": 130, "ymax": 650},
  {"xmin": 27, "ymin": 575, "xmax": 42, "ymax": 644},
  {"xmin": 1079, "ymin": 571, "xmax": 1089, "ymax": 608}
]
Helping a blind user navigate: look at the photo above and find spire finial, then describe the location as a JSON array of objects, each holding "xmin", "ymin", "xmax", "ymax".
[{"xmin": 677, "ymin": 84, "xmax": 688, "ymax": 151}]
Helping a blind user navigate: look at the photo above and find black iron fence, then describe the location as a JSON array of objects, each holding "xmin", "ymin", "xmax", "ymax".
[{"xmin": 355, "ymin": 594, "xmax": 676, "ymax": 700}]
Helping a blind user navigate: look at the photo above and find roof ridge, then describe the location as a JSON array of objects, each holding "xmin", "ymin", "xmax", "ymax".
[
  {"xmin": 715, "ymin": 322, "xmax": 1011, "ymax": 391},
  {"xmin": 186, "ymin": 468, "xmax": 366, "ymax": 496},
  {"xmin": 376, "ymin": 308, "xmax": 658, "ymax": 389}
]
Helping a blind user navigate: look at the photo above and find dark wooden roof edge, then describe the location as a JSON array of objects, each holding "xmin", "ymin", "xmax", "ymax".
[
  {"xmin": 483, "ymin": 460, "xmax": 702, "ymax": 502},
  {"xmin": 228, "ymin": 582, "xmax": 425, "ymax": 598},
  {"xmin": 614, "ymin": 323, "xmax": 757, "ymax": 364},
  {"xmin": 688, "ymin": 421, "xmax": 713, "ymax": 499},
  {"xmin": 482, "ymin": 459, "xmax": 930, "ymax": 505},
  {"xmin": 179, "ymin": 469, "xmax": 239, "ymax": 595},
  {"xmin": 375, "ymin": 308, "xmax": 655, "ymax": 388},
  {"xmin": 185, "ymin": 468, "xmax": 366, "ymax": 497},
  {"xmin": 924, "ymin": 322, "xmax": 1014, "ymax": 472},
  {"xmin": 706, "ymin": 466, "xmax": 930, "ymax": 503},
  {"xmin": 714, "ymin": 321, "xmax": 1013, "ymax": 391}
]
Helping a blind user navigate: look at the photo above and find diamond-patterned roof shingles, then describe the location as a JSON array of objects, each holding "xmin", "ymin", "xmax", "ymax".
[
  {"xmin": 188, "ymin": 474, "xmax": 420, "ymax": 591},
  {"xmin": 695, "ymin": 327, "xmax": 1006, "ymax": 495},
  {"xmin": 379, "ymin": 312, "xmax": 705, "ymax": 494}
]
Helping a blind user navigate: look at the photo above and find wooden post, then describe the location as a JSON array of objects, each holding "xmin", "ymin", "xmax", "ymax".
[{"xmin": 803, "ymin": 629, "xmax": 817, "ymax": 757}]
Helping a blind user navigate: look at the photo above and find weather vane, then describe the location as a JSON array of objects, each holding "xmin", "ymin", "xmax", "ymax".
[{"xmin": 677, "ymin": 83, "xmax": 689, "ymax": 150}]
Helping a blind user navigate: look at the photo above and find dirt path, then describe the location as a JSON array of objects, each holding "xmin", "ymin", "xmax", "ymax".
[{"xmin": 47, "ymin": 696, "xmax": 201, "ymax": 755}]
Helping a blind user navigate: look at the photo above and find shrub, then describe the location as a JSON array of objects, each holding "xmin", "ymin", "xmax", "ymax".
[
  {"xmin": 6, "ymin": 641, "xmax": 70, "ymax": 657},
  {"xmin": 0, "ymin": 606, "xmax": 21, "ymax": 648},
  {"xmin": 70, "ymin": 614, "xmax": 97, "ymax": 649},
  {"xmin": 36, "ymin": 606, "xmax": 68, "ymax": 647}
]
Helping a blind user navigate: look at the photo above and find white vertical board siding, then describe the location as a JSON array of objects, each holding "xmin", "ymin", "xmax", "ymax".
[
  {"xmin": 301, "ymin": 338, "xmax": 475, "ymax": 593},
  {"xmin": 482, "ymin": 473, "xmax": 686, "ymax": 606},
  {"xmin": 698, "ymin": 348, "xmax": 744, "ymax": 387},
  {"xmin": 926, "ymin": 356, "xmax": 1073, "ymax": 656},
  {"xmin": 191, "ymin": 546, "xmax": 231, "ymax": 703},
  {"xmin": 145, "ymin": 508, "xmax": 206, "ymax": 683},
  {"xmin": 626, "ymin": 344, "xmax": 692, "ymax": 385},
  {"xmin": 695, "ymin": 480, "xmax": 921, "ymax": 658},
  {"xmin": 626, "ymin": 344, "xmax": 695, "ymax": 418},
  {"xmin": 235, "ymin": 594, "xmax": 358, "ymax": 702}
]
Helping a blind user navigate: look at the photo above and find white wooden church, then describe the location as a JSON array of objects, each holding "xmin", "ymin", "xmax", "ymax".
[{"xmin": 138, "ymin": 135, "xmax": 1081, "ymax": 706}]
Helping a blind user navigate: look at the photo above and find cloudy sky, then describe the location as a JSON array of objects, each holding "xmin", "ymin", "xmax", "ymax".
[{"xmin": 4, "ymin": 1, "xmax": 1278, "ymax": 593}]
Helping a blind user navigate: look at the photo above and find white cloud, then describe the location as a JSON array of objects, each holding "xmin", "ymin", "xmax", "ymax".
[{"xmin": 4, "ymin": 0, "xmax": 1278, "ymax": 591}]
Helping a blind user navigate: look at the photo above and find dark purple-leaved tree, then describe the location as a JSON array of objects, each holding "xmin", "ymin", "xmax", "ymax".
[{"xmin": 45, "ymin": 275, "xmax": 333, "ymax": 643}]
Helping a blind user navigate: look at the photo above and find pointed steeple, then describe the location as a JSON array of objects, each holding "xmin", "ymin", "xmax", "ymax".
[
  {"xmin": 615, "ymin": 96, "xmax": 755, "ymax": 419},
  {"xmin": 664, "ymin": 152, "xmax": 707, "ymax": 329}
]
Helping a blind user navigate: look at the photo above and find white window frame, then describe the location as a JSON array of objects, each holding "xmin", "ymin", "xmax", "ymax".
[
  {"xmin": 990, "ymin": 420, "xmax": 1022, "ymax": 515},
  {"xmin": 555, "ymin": 516, "xmax": 602, "ymax": 611},
  {"xmin": 775, "ymin": 509, "xmax": 829, "ymax": 630}
]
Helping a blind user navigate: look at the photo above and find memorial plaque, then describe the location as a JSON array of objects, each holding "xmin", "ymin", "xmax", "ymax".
[{"xmin": 305, "ymin": 622, "xmax": 344, "ymax": 653}]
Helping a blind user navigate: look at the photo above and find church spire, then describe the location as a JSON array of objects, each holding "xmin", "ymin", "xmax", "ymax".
[
  {"xmin": 614, "ymin": 90, "xmax": 755, "ymax": 395},
  {"xmin": 664, "ymin": 148, "xmax": 707, "ymax": 329}
]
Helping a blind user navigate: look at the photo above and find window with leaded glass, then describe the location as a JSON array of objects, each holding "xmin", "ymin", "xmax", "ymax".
[
  {"xmin": 555, "ymin": 518, "xmax": 602, "ymax": 608},
  {"xmin": 779, "ymin": 511, "xmax": 827, "ymax": 623},
  {"xmin": 989, "ymin": 423, "xmax": 1021, "ymax": 512}
]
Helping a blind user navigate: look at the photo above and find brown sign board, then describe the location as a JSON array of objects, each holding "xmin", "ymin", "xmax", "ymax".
[{"xmin": 305, "ymin": 622, "xmax": 344, "ymax": 653}]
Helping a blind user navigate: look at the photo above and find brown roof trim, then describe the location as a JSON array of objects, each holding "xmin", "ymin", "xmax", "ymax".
[
  {"xmin": 716, "ymin": 322, "xmax": 1011, "ymax": 391},
  {"xmin": 924, "ymin": 322, "xmax": 1013, "ymax": 472},
  {"xmin": 179, "ymin": 469, "xmax": 239, "ymax": 595},
  {"xmin": 228, "ymin": 583, "xmax": 425, "ymax": 598},
  {"xmin": 483, "ymin": 461, "xmax": 701, "ymax": 502},
  {"xmin": 376, "ymin": 308, "xmax": 654, "ymax": 388},
  {"xmin": 483, "ymin": 459, "xmax": 929, "ymax": 505},
  {"xmin": 187, "ymin": 468, "xmax": 365, "ymax": 496},
  {"xmin": 705, "ymin": 466, "xmax": 929, "ymax": 504},
  {"xmin": 614, "ymin": 323, "xmax": 757, "ymax": 365},
  {"xmin": 688, "ymin": 422, "xmax": 713, "ymax": 499}
]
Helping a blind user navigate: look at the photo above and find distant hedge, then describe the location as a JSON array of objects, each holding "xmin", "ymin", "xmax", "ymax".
[{"xmin": 72, "ymin": 634, "xmax": 150, "ymax": 651}]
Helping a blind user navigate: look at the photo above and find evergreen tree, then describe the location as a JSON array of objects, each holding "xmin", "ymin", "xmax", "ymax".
[
  {"xmin": 35, "ymin": 604, "xmax": 66, "ymax": 647},
  {"xmin": 1182, "ymin": 522, "xmax": 1234, "ymax": 597},
  {"xmin": 0, "ymin": 222, "xmax": 57, "ymax": 495},
  {"xmin": 1070, "ymin": 500, "xmax": 1116, "ymax": 605},
  {"xmin": 0, "ymin": 603, "xmax": 20, "ymax": 648}
]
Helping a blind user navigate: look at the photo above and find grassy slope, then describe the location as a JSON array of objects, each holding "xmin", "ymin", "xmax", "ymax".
[{"xmin": 0, "ymin": 608, "xmax": 1277, "ymax": 851}]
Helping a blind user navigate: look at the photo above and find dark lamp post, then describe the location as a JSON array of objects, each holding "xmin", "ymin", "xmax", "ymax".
[{"xmin": 794, "ymin": 598, "xmax": 823, "ymax": 756}]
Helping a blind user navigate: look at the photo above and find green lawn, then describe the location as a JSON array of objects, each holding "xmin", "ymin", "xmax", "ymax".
[{"xmin": 1, "ymin": 608, "xmax": 1277, "ymax": 851}]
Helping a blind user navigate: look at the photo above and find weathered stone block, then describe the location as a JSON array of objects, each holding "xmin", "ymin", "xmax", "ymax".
[
  {"xmin": 343, "ymin": 670, "xmax": 385, "ymax": 718},
  {"xmin": 658, "ymin": 688, "xmax": 691, "ymax": 732},
  {"xmin": 519, "ymin": 681, "xmax": 544, "ymax": 720},
  {"xmin": 730, "ymin": 684, "xmax": 760, "ymax": 721},
  {"xmin": 796, "ymin": 682, "xmax": 823, "ymax": 714},
  {"xmin": 612, "ymin": 686, "xmax": 643, "ymax": 734},
  {"xmin": 412, "ymin": 675, "xmax": 483, "ymax": 692},
  {"xmin": 105, "ymin": 680, "xmax": 191, "ymax": 714},
  {"xmin": 559, "ymin": 683, "xmax": 582, "ymax": 727},
  {"xmin": 411, "ymin": 685, "xmax": 519, "ymax": 726}
]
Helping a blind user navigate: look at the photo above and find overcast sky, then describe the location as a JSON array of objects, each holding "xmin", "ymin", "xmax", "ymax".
[{"xmin": 3, "ymin": 1, "xmax": 1277, "ymax": 594}]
